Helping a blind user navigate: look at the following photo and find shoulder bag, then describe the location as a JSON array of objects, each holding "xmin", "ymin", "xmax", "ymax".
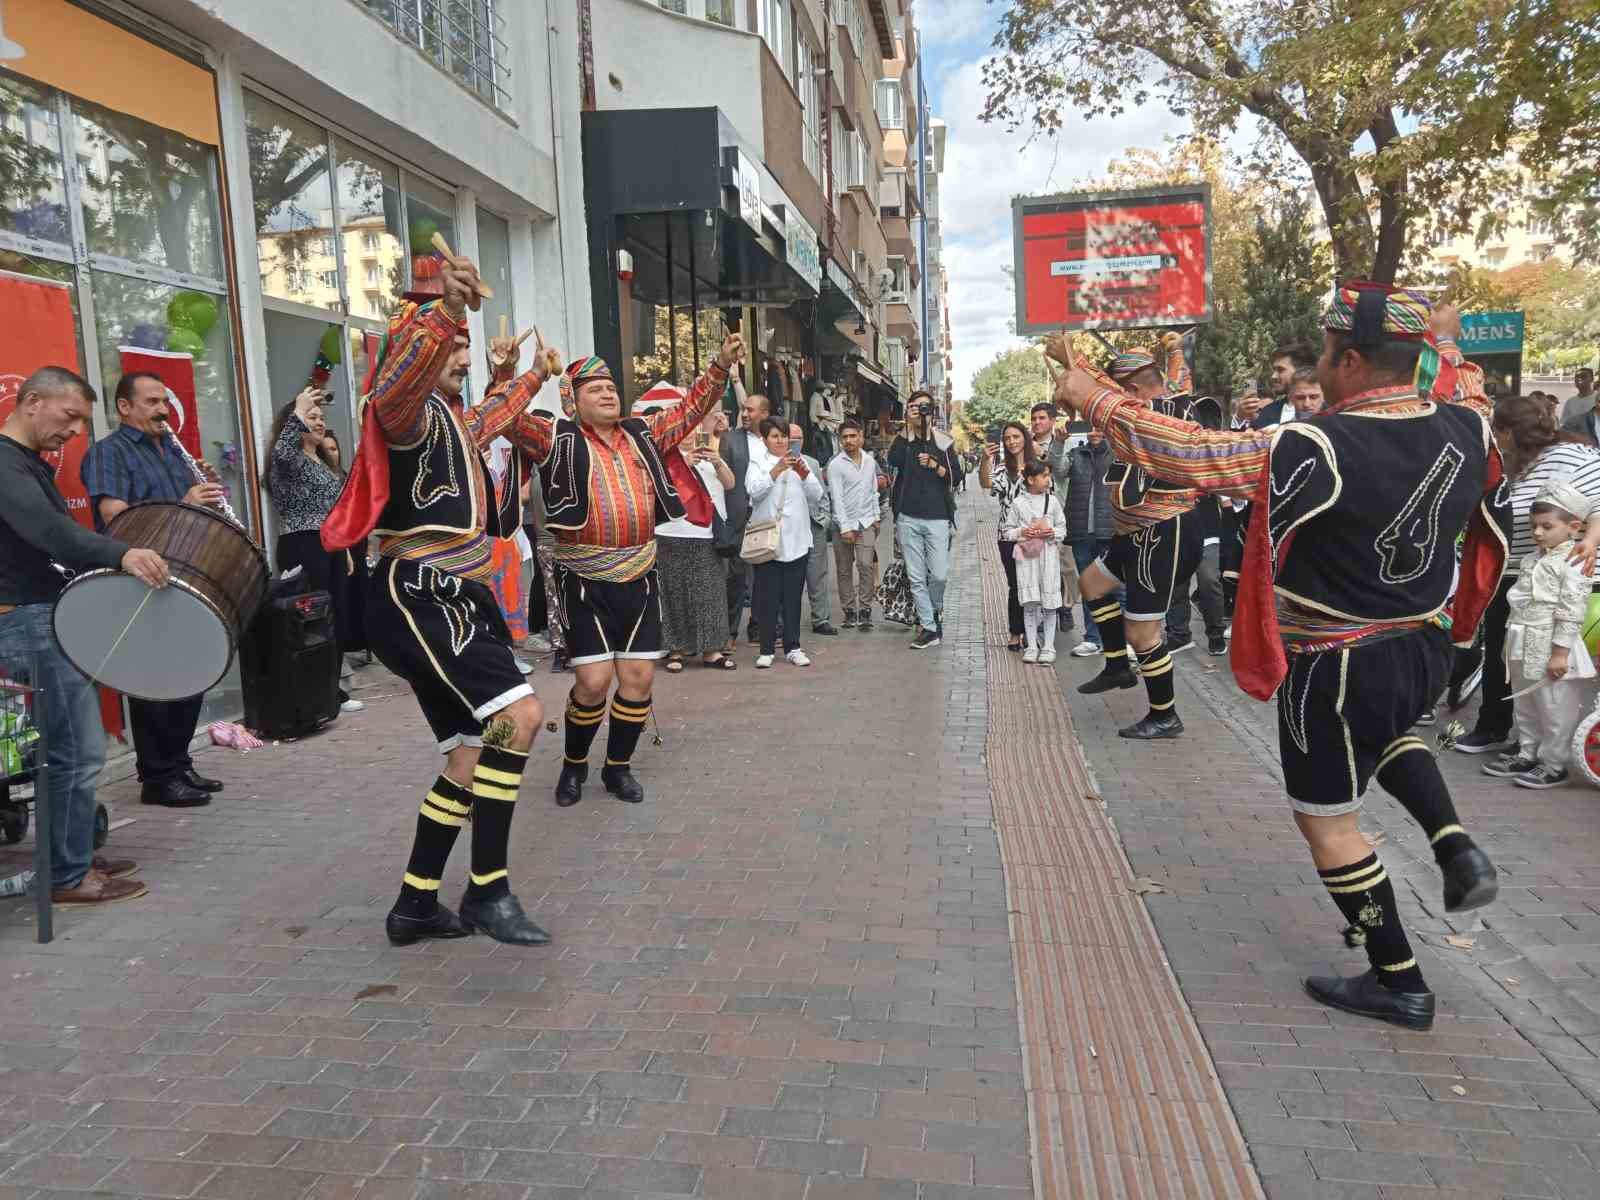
[{"xmin": 739, "ymin": 472, "xmax": 790, "ymax": 564}]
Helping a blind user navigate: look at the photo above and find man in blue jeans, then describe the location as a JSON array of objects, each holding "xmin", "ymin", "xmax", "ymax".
[
  {"xmin": 0, "ymin": 366, "xmax": 169, "ymax": 905},
  {"xmin": 1065, "ymin": 429, "xmax": 1120, "ymax": 656},
  {"xmin": 886, "ymin": 392, "xmax": 963, "ymax": 648}
]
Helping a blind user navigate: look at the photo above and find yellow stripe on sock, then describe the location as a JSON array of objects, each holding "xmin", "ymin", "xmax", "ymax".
[
  {"xmin": 1377, "ymin": 958, "xmax": 1417, "ymax": 972},
  {"xmin": 402, "ymin": 873, "xmax": 441, "ymax": 891},
  {"xmin": 1104, "ymin": 648, "xmax": 1128, "ymax": 660},
  {"xmin": 420, "ymin": 801, "xmax": 466, "ymax": 827},
  {"xmin": 566, "ymin": 711, "xmax": 605, "ymax": 726},
  {"xmin": 469, "ymin": 869, "xmax": 508, "ymax": 886},
  {"xmin": 1091, "ymin": 604, "xmax": 1121, "ymax": 620},
  {"xmin": 472, "ymin": 782, "xmax": 519, "ymax": 802},
  {"xmin": 611, "ymin": 701, "xmax": 651, "ymax": 717},
  {"xmin": 1429, "ymin": 824, "xmax": 1465, "ymax": 845},
  {"xmin": 474, "ymin": 766, "xmax": 523, "ymax": 786},
  {"xmin": 426, "ymin": 789, "xmax": 471, "ymax": 815},
  {"xmin": 1326, "ymin": 870, "xmax": 1388, "ymax": 894},
  {"xmin": 564, "ymin": 754, "xmax": 589, "ymax": 765},
  {"xmin": 1149, "ymin": 700, "xmax": 1175, "ymax": 711},
  {"xmin": 1376, "ymin": 738, "xmax": 1428, "ymax": 772},
  {"xmin": 1321, "ymin": 861, "xmax": 1385, "ymax": 885},
  {"xmin": 605, "ymin": 758, "xmax": 632, "ymax": 767},
  {"xmin": 1140, "ymin": 661, "xmax": 1173, "ymax": 677}
]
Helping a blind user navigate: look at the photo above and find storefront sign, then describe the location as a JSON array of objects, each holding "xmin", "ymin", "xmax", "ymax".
[
  {"xmin": 732, "ymin": 150, "xmax": 762, "ymax": 232},
  {"xmin": 1458, "ymin": 311, "xmax": 1524, "ymax": 356},
  {"xmin": 783, "ymin": 206, "xmax": 822, "ymax": 295}
]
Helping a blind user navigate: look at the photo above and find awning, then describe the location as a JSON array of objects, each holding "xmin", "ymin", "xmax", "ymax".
[{"xmin": 855, "ymin": 358, "xmax": 896, "ymax": 391}]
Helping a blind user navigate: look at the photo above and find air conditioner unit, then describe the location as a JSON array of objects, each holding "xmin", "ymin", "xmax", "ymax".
[{"xmin": 923, "ymin": 155, "xmax": 934, "ymax": 172}]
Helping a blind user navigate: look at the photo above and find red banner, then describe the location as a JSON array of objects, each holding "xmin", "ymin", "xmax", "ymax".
[
  {"xmin": 1014, "ymin": 187, "xmax": 1212, "ymax": 334},
  {"xmin": 0, "ymin": 272, "xmax": 91, "ymax": 526},
  {"xmin": 117, "ymin": 346, "xmax": 201, "ymax": 460}
]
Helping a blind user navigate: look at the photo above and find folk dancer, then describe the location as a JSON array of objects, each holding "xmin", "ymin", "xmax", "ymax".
[
  {"xmin": 483, "ymin": 335, "xmax": 744, "ymax": 808},
  {"xmin": 1049, "ymin": 286, "xmax": 1508, "ymax": 1030},
  {"xmin": 323, "ymin": 254, "xmax": 560, "ymax": 948},
  {"xmin": 1075, "ymin": 333, "xmax": 1204, "ymax": 739}
]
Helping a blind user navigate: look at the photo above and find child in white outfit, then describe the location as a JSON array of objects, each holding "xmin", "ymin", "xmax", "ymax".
[
  {"xmin": 1003, "ymin": 461, "xmax": 1068, "ymax": 664},
  {"xmin": 1492, "ymin": 478, "xmax": 1598, "ymax": 789}
]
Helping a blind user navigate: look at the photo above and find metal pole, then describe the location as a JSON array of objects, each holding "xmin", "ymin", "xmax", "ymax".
[
  {"xmin": 664, "ymin": 212, "xmax": 677, "ymax": 384},
  {"xmin": 30, "ymin": 651, "xmax": 52, "ymax": 944},
  {"xmin": 915, "ymin": 41, "xmax": 929, "ymax": 386}
]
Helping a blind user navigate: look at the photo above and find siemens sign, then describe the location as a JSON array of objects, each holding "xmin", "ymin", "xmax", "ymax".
[{"xmin": 1458, "ymin": 311, "xmax": 1524, "ymax": 355}]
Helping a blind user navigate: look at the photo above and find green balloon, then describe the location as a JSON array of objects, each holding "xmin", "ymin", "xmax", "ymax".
[
  {"xmin": 168, "ymin": 292, "xmax": 218, "ymax": 338},
  {"xmin": 320, "ymin": 325, "xmax": 344, "ymax": 365},
  {"xmin": 409, "ymin": 216, "xmax": 440, "ymax": 255},
  {"xmin": 167, "ymin": 326, "xmax": 205, "ymax": 358}
]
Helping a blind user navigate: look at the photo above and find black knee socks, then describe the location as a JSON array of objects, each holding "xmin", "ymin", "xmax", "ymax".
[
  {"xmin": 1090, "ymin": 600, "xmax": 1131, "ymax": 674},
  {"xmin": 396, "ymin": 774, "xmax": 473, "ymax": 917},
  {"xmin": 1318, "ymin": 852, "xmax": 1427, "ymax": 992},
  {"xmin": 1376, "ymin": 739, "xmax": 1473, "ymax": 865},
  {"xmin": 564, "ymin": 691, "xmax": 606, "ymax": 769},
  {"xmin": 1135, "ymin": 639, "xmax": 1177, "ymax": 720},
  {"xmin": 466, "ymin": 744, "xmax": 528, "ymax": 903},
  {"xmin": 605, "ymin": 694, "xmax": 651, "ymax": 772}
]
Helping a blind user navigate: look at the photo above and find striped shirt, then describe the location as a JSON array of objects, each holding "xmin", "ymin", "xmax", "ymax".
[{"xmin": 1505, "ymin": 442, "xmax": 1600, "ymax": 571}]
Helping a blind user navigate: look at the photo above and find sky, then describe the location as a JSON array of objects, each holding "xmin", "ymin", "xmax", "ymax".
[{"xmin": 917, "ymin": 0, "xmax": 1189, "ymax": 396}]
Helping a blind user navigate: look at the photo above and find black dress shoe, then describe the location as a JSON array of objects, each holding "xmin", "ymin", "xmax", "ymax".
[
  {"xmin": 183, "ymin": 768, "xmax": 224, "ymax": 793},
  {"xmin": 385, "ymin": 904, "xmax": 469, "ymax": 947},
  {"xmin": 458, "ymin": 892, "xmax": 552, "ymax": 946},
  {"xmin": 1077, "ymin": 667, "xmax": 1139, "ymax": 695},
  {"xmin": 1119, "ymin": 713, "xmax": 1185, "ymax": 740},
  {"xmin": 141, "ymin": 779, "xmax": 210, "ymax": 808},
  {"xmin": 1304, "ymin": 969, "xmax": 1435, "ymax": 1030},
  {"xmin": 555, "ymin": 763, "xmax": 586, "ymax": 808},
  {"xmin": 812, "ymin": 622, "xmax": 839, "ymax": 636},
  {"xmin": 1442, "ymin": 846, "xmax": 1499, "ymax": 913},
  {"xmin": 602, "ymin": 765, "xmax": 645, "ymax": 803}
]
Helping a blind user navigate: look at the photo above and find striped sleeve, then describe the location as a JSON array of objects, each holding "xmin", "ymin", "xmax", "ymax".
[
  {"xmin": 648, "ymin": 360, "xmax": 730, "ymax": 453},
  {"xmin": 465, "ymin": 363, "xmax": 552, "ymax": 449},
  {"xmin": 369, "ymin": 301, "xmax": 463, "ymax": 445},
  {"xmin": 1082, "ymin": 386, "xmax": 1272, "ymax": 497}
]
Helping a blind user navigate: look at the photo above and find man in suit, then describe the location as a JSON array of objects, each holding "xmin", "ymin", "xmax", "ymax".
[{"xmin": 721, "ymin": 383, "xmax": 768, "ymax": 645}]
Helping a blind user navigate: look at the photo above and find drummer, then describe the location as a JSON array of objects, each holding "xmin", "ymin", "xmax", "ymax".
[
  {"xmin": 1, "ymin": 366, "xmax": 169, "ymax": 905},
  {"xmin": 81, "ymin": 373, "xmax": 228, "ymax": 810}
]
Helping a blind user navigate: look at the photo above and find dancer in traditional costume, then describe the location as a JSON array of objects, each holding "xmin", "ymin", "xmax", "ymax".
[
  {"xmin": 1049, "ymin": 286, "xmax": 1509, "ymax": 1030},
  {"xmin": 1075, "ymin": 333, "xmax": 1204, "ymax": 739}
]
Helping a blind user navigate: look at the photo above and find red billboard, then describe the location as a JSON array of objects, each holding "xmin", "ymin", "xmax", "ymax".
[{"xmin": 1012, "ymin": 185, "xmax": 1212, "ymax": 335}]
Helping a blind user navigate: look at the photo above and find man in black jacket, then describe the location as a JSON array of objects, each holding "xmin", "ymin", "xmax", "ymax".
[
  {"xmin": 0, "ymin": 367, "xmax": 169, "ymax": 905},
  {"xmin": 720, "ymin": 385, "xmax": 767, "ymax": 644},
  {"xmin": 1064, "ymin": 431, "xmax": 1118, "ymax": 657},
  {"xmin": 886, "ymin": 391, "xmax": 963, "ymax": 649}
]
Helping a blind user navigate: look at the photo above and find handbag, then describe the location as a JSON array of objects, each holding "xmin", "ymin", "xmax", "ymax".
[
  {"xmin": 739, "ymin": 473, "xmax": 790, "ymax": 564},
  {"xmin": 877, "ymin": 559, "xmax": 918, "ymax": 626}
]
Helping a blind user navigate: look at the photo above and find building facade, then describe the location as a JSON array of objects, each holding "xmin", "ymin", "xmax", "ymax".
[{"xmin": 0, "ymin": 0, "xmax": 590, "ymax": 721}]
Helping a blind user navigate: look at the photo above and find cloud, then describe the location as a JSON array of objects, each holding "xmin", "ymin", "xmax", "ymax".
[
  {"xmin": 913, "ymin": 0, "xmax": 992, "ymax": 52},
  {"xmin": 929, "ymin": 56, "xmax": 1190, "ymax": 394}
]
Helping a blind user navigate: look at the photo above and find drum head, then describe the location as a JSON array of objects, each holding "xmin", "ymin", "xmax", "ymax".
[{"xmin": 54, "ymin": 571, "xmax": 233, "ymax": 701}]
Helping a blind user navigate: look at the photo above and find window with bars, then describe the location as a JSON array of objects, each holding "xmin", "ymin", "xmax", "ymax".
[{"xmin": 356, "ymin": 0, "xmax": 511, "ymax": 112}]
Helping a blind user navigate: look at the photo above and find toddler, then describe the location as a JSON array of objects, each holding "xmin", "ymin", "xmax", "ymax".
[
  {"xmin": 1487, "ymin": 479, "xmax": 1597, "ymax": 789},
  {"xmin": 1003, "ymin": 461, "xmax": 1068, "ymax": 664}
]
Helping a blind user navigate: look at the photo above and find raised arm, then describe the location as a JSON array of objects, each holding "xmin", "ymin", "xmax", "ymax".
[
  {"xmin": 1160, "ymin": 331, "xmax": 1192, "ymax": 396},
  {"xmin": 370, "ymin": 255, "xmax": 484, "ymax": 443},
  {"xmin": 645, "ymin": 332, "xmax": 743, "ymax": 453}
]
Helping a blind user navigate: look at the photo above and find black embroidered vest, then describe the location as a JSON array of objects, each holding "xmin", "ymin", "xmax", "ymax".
[
  {"xmin": 374, "ymin": 394, "xmax": 511, "ymax": 541},
  {"xmin": 539, "ymin": 416, "xmax": 684, "ymax": 534}
]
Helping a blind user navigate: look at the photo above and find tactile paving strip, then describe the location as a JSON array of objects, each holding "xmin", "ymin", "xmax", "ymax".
[{"xmin": 979, "ymin": 533, "xmax": 1265, "ymax": 1200}]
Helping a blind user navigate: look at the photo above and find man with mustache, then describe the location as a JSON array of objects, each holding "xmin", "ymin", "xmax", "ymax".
[{"xmin": 82, "ymin": 372, "xmax": 228, "ymax": 809}]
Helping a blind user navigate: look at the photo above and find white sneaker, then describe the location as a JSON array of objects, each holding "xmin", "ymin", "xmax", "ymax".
[
  {"xmin": 1039, "ymin": 647, "xmax": 1057, "ymax": 665},
  {"xmin": 1022, "ymin": 647, "xmax": 1039, "ymax": 663},
  {"xmin": 525, "ymin": 633, "xmax": 553, "ymax": 654},
  {"xmin": 340, "ymin": 698, "xmax": 365, "ymax": 713},
  {"xmin": 755, "ymin": 654, "xmax": 774, "ymax": 669},
  {"xmin": 1070, "ymin": 642, "xmax": 1101, "ymax": 658},
  {"xmin": 786, "ymin": 648, "xmax": 812, "ymax": 667},
  {"xmin": 514, "ymin": 656, "xmax": 535, "ymax": 676},
  {"xmin": 1223, "ymin": 623, "xmax": 1233, "ymax": 640}
]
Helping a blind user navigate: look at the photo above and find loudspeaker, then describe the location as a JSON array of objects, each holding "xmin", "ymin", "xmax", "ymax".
[{"xmin": 240, "ymin": 585, "xmax": 341, "ymax": 739}]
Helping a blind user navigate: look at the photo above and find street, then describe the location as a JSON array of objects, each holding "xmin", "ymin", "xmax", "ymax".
[{"xmin": 2, "ymin": 503, "xmax": 1600, "ymax": 1199}]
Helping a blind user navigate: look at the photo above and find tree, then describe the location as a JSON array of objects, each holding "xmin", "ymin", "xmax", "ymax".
[
  {"xmin": 966, "ymin": 346, "xmax": 1053, "ymax": 432},
  {"xmin": 981, "ymin": 0, "xmax": 1595, "ymax": 283}
]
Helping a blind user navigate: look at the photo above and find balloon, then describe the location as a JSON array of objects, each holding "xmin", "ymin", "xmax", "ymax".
[
  {"xmin": 167, "ymin": 327, "xmax": 205, "ymax": 358},
  {"xmin": 167, "ymin": 292, "xmax": 218, "ymax": 338},
  {"xmin": 408, "ymin": 216, "xmax": 440, "ymax": 254},
  {"xmin": 320, "ymin": 325, "xmax": 344, "ymax": 365},
  {"xmin": 129, "ymin": 323, "xmax": 167, "ymax": 351}
]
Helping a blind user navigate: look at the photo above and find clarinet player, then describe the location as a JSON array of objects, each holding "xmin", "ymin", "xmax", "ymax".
[{"xmin": 80, "ymin": 372, "xmax": 229, "ymax": 809}]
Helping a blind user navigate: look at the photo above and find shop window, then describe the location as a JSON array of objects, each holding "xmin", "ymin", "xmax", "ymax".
[
  {"xmin": 0, "ymin": 73, "xmax": 69, "ymax": 246},
  {"xmin": 335, "ymin": 141, "xmax": 405, "ymax": 320},
  {"xmin": 403, "ymin": 172, "xmax": 456, "ymax": 297},
  {"xmin": 474, "ymin": 206, "xmax": 515, "ymax": 361},
  {"xmin": 244, "ymin": 92, "xmax": 336, "ymax": 309}
]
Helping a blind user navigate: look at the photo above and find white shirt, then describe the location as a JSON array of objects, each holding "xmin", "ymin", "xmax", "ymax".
[
  {"xmin": 827, "ymin": 449, "xmax": 880, "ymax": 531},
  {"xmin": 746, "ymin": 450, "xmax": 825, "ymax": 563},
  {"xmin": 655, "ymin": 458, "xmax": 727, "ymax": 540}
]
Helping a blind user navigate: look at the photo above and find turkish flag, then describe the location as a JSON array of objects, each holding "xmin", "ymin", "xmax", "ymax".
[{"xmin": 117, "ymin": 346, "xmax": 201, "ymax": 460}]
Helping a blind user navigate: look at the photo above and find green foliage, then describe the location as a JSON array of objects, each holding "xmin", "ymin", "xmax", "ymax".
[{"xmin": 966, "ymin": 346, "xmax": 1053, "ymax": 430}]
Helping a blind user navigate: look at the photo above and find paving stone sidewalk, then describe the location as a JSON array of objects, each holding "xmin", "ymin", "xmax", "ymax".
[
  {"xmin": 0, "ymin": 523, "xmax": 1033, "ymax": 1200},
  {"xmin": 1050, "ymin": 512, "xmax": 1600, "ymax": 1198}
]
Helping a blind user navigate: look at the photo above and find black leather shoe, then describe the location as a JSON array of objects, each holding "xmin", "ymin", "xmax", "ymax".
[
  {"xmin": 812, "ymin": 622, "xmax": 839, "ymax": 636},
  {"xmin": 459, "ymin": 892, "xmax": 551, "ymax": 946},
  {"xmin": 1442, "ymin": 846, "xmax": 1499, "ymax": 913},
  {"xmin": 1304, "ymin": 969, "xmax": 1435, "ymax": 1030},
  {"xmin": 1119, "ymin": 713, "xmax": 1185, "ymax": 740},
  {"xmin": 385, "ymin": 904, "xmax": 469, "ymax": 947},
  {"xmin": 141, "ymin": 779, "xmax": 210, "ymax": 808},
  {"xmin": 1078, "ymin": 668, "xmax": 1139, "ymax": 695},
  {"xmin": 183, "ymin": 768, "xmax": 224, "ymax": 793},
  {"xmin": 555, "ymin": 763, "xmax": 586, "ymax": 808},
  {"xmin": 602, "ymin": 765, "xmax": 645, "ymax": 803}
]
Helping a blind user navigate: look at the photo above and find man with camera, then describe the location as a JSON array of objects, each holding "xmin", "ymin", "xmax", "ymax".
[{"xmin": 886, "ymin": 390, "xmax": 963, "ymax": 649}]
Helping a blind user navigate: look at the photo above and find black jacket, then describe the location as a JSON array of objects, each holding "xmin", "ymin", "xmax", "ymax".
[
  {"xmin": 1065, "ymin": 439, "xmax": 1114, "ymax": 541},
  {"xmin": 718, "ymin": 426, "xmax": 757, "ymax": 536}
]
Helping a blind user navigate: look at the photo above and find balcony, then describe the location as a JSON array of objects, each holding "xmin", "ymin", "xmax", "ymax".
[{"xmin": 882, "ymin": 213, "xmax": 914, "ymax": 261}]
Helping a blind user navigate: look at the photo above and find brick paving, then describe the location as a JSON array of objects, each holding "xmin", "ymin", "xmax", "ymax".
[
  {"xmin": 0, "ymin": 523, "xmax": 1033, "ymax": 1199},
  {"xmin": 1038, "ymin": 491, "xmax": 1600, "ymax": 1197}
]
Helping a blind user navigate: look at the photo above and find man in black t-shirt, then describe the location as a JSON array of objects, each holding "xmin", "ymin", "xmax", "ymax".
[{"xmin": 886, "ymin": 391, "xmax": 963, "ymax": 649}]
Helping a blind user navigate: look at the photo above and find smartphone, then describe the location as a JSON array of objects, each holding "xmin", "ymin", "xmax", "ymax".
[
  {"xmin": 695, "ymin": 431, "xmax": 711, "ymax": 450},
  {"xmin": 788, "ymin": 437, "xmax": 802, "ymax": 456}
]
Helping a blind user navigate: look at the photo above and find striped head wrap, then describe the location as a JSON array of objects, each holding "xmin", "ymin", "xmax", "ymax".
[
  {"xmin": 1107, "ymin": 349, "xmax": 1157, "ymax": 381},
  {"xmin": 360, "ymin": 300, "xmax": 468, "ymax": 396},
  {"xmin": 1322, "ymin": 281, "xmax": 1431, "ymax": 346},
  {"xmin": 559, "ymin": 355, "xmax": 614, "ymax": 413}
]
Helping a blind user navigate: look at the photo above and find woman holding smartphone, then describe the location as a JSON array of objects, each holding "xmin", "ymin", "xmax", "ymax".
[
  {"xmin": 745, "ymin": 418, "xmax": 825, "ymax": 668},
  {"xmin": 657, "ymin": 406, "xmax": 738, "ymax": 671},
  {"xmin": 265, "ymin": 385, "xmax": 365, "ymax": 711}
]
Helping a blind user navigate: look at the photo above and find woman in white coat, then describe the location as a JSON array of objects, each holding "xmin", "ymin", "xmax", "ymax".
[{"xmin": 746, "ymin": 418, "xmax": 825, "ymax": 668}]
